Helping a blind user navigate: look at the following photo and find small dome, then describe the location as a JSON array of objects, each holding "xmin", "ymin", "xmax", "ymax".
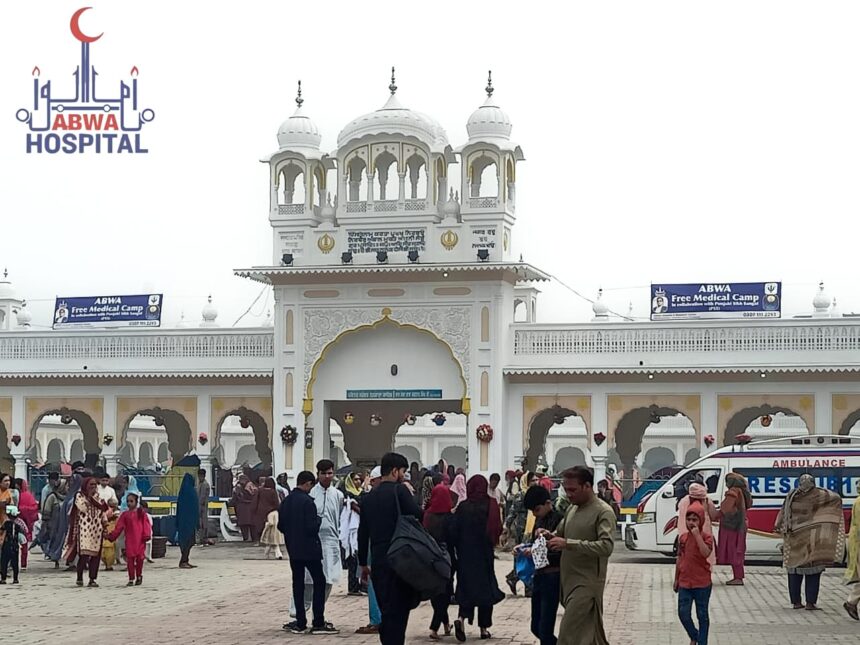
[
  {"xmin": 277, "ymin": 81, "xmax": 322, "ymax": 151},
  {"xmin": 0, "ymin": 268, "xmax": 17, "ymax": 300},
  {"xmin": 443, "ymin": 188, "xmax": 461, "ymax": 218},
  {"xmin": 16, "ymin": 300, "xmax": 32, "ymax": 328},
  {"xmin": 337, "ymin": 68, "xmax": 448, "ymax": 151},
  {"xmin": 175, "ymin": 312, "xmax": 189, "ymax": 329},
  {"xmin": 831, "ymin": 297, "xmax": 842, "ymax": 318},
  {"xmin": 592, "ymin": 289, "xmax": 610, "ymax": 322},
  {"xmin": 812, "ymin": 281, "xmax": 830, "ymax": 316},
  {"xmin": 466, "ymin": 72, "xmax": 513, "ymax": 142},
  {"xmin": 264, "ymin": 310, "xmax": 274, "ymax": 327},
  {"xmin": 200, "ymin": 295, "xmax": 219, "ymax": 328},
  {"xmin": 320, "ymin": 193, "xmax": 336, "ymax": 223}
]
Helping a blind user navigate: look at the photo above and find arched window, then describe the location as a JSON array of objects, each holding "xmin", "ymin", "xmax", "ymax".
[
  {"xmin": 470, "ymin": 155, "xmax": 498, "ymax": 198},
  {"xmin": 394, "ymin": 444, "xmax": 421, "ymax": 468},
  {"xmin": 138, "ymin": 442, "xmax": 155, "ymax": 468},
  {"xmin": 553, "ymin": 447, "xmax": 586, "ymax": 474},
  {"xmin": 347, "ymin": 157, "xmax": 368, "ymax": 202},
  {"xmin": 280, "ymin": 163, "xmax": 305, "ymax": 206},
  {"xmin": 118, "ymin": 442, "xmax": 136, "ymax": 466},
  {"xmin": 46, "ymin": 438, "xmax": 65, "ymax": 463},
  {"xmin": 375, "ymin": 151, "xmax": 398, "ymax": 201},
  {"xmin": 405, "ymin": 154, "xmax": 427, "ymax": 199},
  {"xmin": 70, "ymin": 439, "xmax": 84, "ymax": 464},
  {"xmin": 157, "ymin": 442, "xmax": 169, "ymax": 464}
]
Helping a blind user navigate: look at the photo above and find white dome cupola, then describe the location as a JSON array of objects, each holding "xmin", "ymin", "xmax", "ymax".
[
  {"xmin": 0, "ymin": 268, "xmax": 24, "ymax": 331},
  {"xmin": 200, "ymin": 295, "xmax": 219, "ymax": 328},
  {"xmin": 336, "ymin": 68, "xmax": 449, "ymax": 153},
  {"xmin": 591, "ymin": 288, "xmax": 610, "ymax": 322},
  {"xmin": 277, "ymin": 80, "xmax": 322, "ymax": 152},
  {"xmin": 812, "ymin": 281, "xmax": 830, "ymax": 317},
  {"xmin": 15, "ymin": 300, "xmax": 32, "ymax": 330},
  {"xmin": 466, "ymin": 71, "xmax": 513, "ymax": 143}
]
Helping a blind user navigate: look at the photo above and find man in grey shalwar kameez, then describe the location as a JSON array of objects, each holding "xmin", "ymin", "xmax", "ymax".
[{"xmin": 290, "ymin": 459, "xmax": 344, "ymax": 620}]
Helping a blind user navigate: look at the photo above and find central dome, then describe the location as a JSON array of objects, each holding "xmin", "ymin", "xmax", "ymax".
[{"xmin": 337, "ymin": 92, "xmax": 449, "ymax": 152}]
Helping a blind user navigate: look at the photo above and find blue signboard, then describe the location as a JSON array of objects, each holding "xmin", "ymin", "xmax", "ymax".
[
  {"xmin": 346, "ymin": 389, "xmax": 443, "ymax": 400},
  {"xmin": 53, "ymin": 294, "xmax": 163, "ymax": 329},
  {"xmin": 650, "ymin": 282, "xmax": 780, "ymax": 320}
]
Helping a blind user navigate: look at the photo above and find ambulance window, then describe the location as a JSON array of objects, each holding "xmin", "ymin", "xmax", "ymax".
[{"xmin": 674, "ymin": 468, "xmax": 723, "ymax": 496}]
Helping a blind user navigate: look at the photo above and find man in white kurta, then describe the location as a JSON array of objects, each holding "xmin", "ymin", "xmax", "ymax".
[{"xmin": 291, "ymin": 460, "xmax": 344, "ymax": 617}]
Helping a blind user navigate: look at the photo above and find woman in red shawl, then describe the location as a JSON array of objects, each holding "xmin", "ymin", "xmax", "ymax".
[
  {"xmin": 64, "ymin": 477, "xmax": 108, "ymax": 587},
  {"xmin": 15, "ymin": 480, "xmax": 39, "ymax": 571},
  {"xmin": 450, "ymin": 475, "xmax": 504, "ymax": 641},
  {"xmin": 230, "ymin": 474, "xmax": 258, "ymax": 542},
  {"xmin": 424, "ymin": 484, "xmax": 455, "ymax": 640}
]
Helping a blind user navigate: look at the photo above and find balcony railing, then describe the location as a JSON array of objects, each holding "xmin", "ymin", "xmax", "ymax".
[
  {"xmin": 277, "ymin": 204, "xmax": 304, "ymax": 216},
  {"xmin": 346, "ymin": 201, "xmax": 367, "ymax": 213},
  {"xmin": 0, "ymin": 330, "xmax": 274, "ymax": 360},
  {"xmin": 469, "ymin": 196, "xmax": 498, "ymax": 209},
  {"xmin": 512, "ymin": 321, "xmax": 860, "ymax": 356}
]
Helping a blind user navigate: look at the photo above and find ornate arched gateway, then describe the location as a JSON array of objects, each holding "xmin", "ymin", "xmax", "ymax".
[{"xmin": 306, "ymin": 312, "xmax": 468, "ymax": 468}]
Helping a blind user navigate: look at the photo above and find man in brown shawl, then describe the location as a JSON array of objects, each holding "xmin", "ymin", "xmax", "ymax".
[
  {"xmin": 542, "ymin": 466, "xmax": 615, "ymax": 645},
  {"xmin": 774, "ymin": 473, "xmax": 845, "ymax": 610}
]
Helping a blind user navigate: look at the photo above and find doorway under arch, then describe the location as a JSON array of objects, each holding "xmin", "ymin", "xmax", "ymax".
[
  {"xmin": 215, "ymin": 408, "xmax": 272, "ymax": 468},
  {"xmin": 309, "ymin": 316, "xmax": 467, "ymax": 467},
  {"xmin": 440, "ymin": 445, "xmax": 467, "ymax": 471},
  {"xmin": 138, "ymin": 442, "xmax": 155, "ymax": 468},
  {"xmin": 31, "ymin": 409, "xmax": 100, "ymax": 468},
  {"xmin": 396, "ymin": 445, "xmax": 422, "ymax": 468},
  {"xmin": 642, "ymin": 446, "xmax": 677, "ymax": 477},
  {"xmin": 121, "ymin": 408, "xmax": 192, "ymax": 464},
  {"xmin": 46, "ymin": 437, "xmax": 65, "ymax": 463},
  {"xmin": 553, "ymin": 446, "xmax": 587, "ymax": 473},
  {"xmin": 724, "ymin": 406, "xmax": 809, "ymax": 446},
  {"xmin": 525, "ymin": 405, "xmax": 582, "ymax": 472}
]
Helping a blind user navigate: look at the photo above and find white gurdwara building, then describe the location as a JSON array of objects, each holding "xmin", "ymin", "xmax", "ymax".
[{"xmin": 2, "ymin": 72, "xmax": 860, "ymax": 483}]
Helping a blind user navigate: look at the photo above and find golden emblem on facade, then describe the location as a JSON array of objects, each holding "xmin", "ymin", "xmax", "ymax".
[
  {"xmin": 441, "ymin": 230, "xmax": 458, "ymax": 251},
  {"xmin": 317, "ymin": 233, "xmax": 335, "ymax": 254}
]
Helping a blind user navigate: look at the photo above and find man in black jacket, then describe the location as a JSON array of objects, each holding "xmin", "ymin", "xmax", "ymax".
[
  {"xmin": 358, "ymin": 452, "xmax": 423, "ymax": 645},
  {"xmin": 278, "ymin": 471, "xmax": 337, "ymax": 634}
]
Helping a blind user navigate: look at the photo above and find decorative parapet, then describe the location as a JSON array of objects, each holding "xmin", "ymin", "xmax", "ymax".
[
  {"xmin": 513, "ymin": 321, "xmax": 860, "ymax": 356},
  {"xmin": 0, "ymin": 329, "xmax": 274, "ymax": 360}
]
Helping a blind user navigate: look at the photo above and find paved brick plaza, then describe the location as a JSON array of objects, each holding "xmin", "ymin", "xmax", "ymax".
[{"xmin": 5, "ymin": 544, "xmax": 858, "ymax": 644}]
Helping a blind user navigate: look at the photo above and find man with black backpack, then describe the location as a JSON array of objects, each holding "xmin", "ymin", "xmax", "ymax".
[{"xmin": 358, "ymin": 452, "xmax": 423, "ymax": 645}]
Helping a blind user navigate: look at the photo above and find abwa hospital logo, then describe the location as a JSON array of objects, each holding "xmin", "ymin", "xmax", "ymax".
[{"xmin": 15, "ymin": 7, "xmax": 154, "ymax": 154}]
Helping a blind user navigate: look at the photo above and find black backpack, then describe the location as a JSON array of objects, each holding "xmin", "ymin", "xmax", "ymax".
[{"xmin": 386, "ymin": 488, "xmax": 452, "ymax": 600}]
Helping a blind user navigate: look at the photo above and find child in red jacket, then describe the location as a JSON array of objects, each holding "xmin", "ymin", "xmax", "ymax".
[
  {"xmin": 674, "ymin": 502, "xmax": 713, "ymax": 645},
  {"xmin": 108, "ymin": 492, "xmax": 152, "ymax": 586}
]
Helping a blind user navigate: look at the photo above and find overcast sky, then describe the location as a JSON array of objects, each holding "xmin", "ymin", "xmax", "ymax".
[{"xmin": 1, "ymin": 1, "xmax": 858, "ymax": 329}]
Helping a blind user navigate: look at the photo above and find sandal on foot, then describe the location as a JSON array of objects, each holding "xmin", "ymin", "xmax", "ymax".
[{"xmin": 454, "ymin": 619, "xmax": 466, "ymax": 643}]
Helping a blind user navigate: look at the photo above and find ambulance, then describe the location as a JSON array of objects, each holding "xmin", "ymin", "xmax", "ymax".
[{"xmin": 627, "ymin": 435, "xmax": 859, "ymax": 556}]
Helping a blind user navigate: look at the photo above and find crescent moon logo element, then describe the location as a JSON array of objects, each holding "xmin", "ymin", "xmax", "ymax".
[{"xmin": 70, "ymin": 7, "xmax": 103, "ymax": 44}]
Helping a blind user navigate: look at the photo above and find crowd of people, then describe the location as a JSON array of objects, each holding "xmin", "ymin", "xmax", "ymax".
[
  {"xmin": 0, "ymin": 463, "xmax": 200, "ymax": 586},
  {"xmin": 1, "ymin": 458, "xmax": 859, "ymax": 644},
  {"xmin": 273, "ymin": 455, "xmax": 616, "ymax": 644}
]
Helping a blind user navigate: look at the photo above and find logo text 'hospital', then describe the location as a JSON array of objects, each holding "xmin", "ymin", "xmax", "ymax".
[{"xmin": 15, "ymin": 7, "xmax": 154, "ymax": 154}]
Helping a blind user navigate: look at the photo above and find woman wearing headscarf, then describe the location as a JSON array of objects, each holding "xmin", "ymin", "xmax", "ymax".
[
  {"xmin": 774, "ymin": 473, "xmax": 844, "ymax": 610},
  {"xmin": 175, "ymin": 473, "xmax": 199, "ymax": 569},
  {"xmin": 120, "ymin": 475, "xmax": 141, "ymax": 511},
  {"xmin": 717, "ymin": 472, "xmax": 753, "ymax": 585},
  {"xmin": 339, "ymin": 471, "xmax": 363, "ymax": 593},
  {"xmin": 421, "ymin": 471, "xmax": 435, "ymax": 510},
  {"xmin": 450, "ymin": 474, "xmax": 504, "ymax": 641},
  {"xmin": 37, "ymin": 478, "xmax": 66, "ymax": 562},
  {"xmin": 15, "ymin": 480, "xmax": 38, "ymax": 571},
  {"xmin": 256, "ymin": 477, "xmax": 284, "ymax": 560},
  {"xmin": 46, "ymin": 474, "xmax": 80, "ymax": 567},
  {"xmin": 424, "ymin": 483, "xmax": 455, "ymax": 640},
  {"xmin": 230, "ymin": 474, "xmax": 258, "ymax": 542},
  {"xmin": 451, "ymin": 473, "xmax": 468, "ymax": 508},
  {"xmin": 677, "ymin": 482, "xmax": 719, "ymax": 566},
  {"xmin": 64, "ymin": 476, "xmax": 108, "ymax": 587}
]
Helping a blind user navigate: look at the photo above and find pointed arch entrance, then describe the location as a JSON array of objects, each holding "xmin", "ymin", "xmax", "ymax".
[
  {"xmin": 717, "ymin": 394, "xmax": 813, "ymax": 446},
  {"xmin": 307, "ymin": 313, "xmax": 468, "ymax": 468},
  {"xmin": 211, "ymin": 398, "xmax": 273, "ymax": 468},
  {"xmin": 116, "ymin": 397, "xmax": 197, "ymax": 464},
  {"xmin": 26, "ymin": 398, "xmax": 103, "ymax": 469},
  {"xmin": 522, "ymin": 395, "xmax": 592, "ymax": 473}
]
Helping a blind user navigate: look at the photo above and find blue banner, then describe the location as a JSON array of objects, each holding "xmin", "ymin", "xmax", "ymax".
[
  {"xmin": 346, "ymin": 389, "xmax": 443, "ymax": 400},
  {"xmin": 650, "ymin": 282, "xmax": 780, "ymax": 320},
  {"xmin": 53, "ymin": 294, "xmax": 163, "ymax": 329}
]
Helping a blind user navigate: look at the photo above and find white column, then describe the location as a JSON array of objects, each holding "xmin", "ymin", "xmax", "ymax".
[
  {"xmin": 701, "ymin": 389, "xmax": 718, "ymax": 453},
  {"xmin": 591, "ymin": 392, "xmax": 608, "ymax": 482},
  {"xmin": 814, "ymin": 389, "xmax": 832, "ymax": 436},
  {"xmin": 12, "ymin": 393, "xmax": 26, "ymax": 479}
]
